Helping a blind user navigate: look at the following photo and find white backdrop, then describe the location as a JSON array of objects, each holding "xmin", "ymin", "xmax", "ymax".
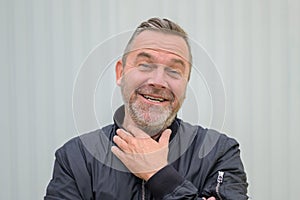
[{"xmin": 1, "ymin": 0, "xmax": 299, "ymax": 199}]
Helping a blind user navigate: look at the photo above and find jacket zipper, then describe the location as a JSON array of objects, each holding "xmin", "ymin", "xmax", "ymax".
[
  {"xmin": 142, "ymin": 180, "xmax": 145, "ymax": 200},
  {"xmin": 216, "ymin": 171, "xmax": 224, "ymax": 200}
]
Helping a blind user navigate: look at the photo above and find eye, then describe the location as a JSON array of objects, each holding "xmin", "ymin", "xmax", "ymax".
[
  {"xmin": 165, "ymin": 67, "xmax": 182, "ymax": 79},
  {"xmin": 138, "ymin": 63, "xmax": 154, "ymax": 71}
]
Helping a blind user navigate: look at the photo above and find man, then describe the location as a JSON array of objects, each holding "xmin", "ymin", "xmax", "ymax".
[{"xmin": 45, "ymin": 18, "xmax": 248, "ymax": 199}]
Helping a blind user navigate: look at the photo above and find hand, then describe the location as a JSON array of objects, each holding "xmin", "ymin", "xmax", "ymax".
[{"xmin": 111, "ymin": 125, "xmax": 171, "ymax": 181}]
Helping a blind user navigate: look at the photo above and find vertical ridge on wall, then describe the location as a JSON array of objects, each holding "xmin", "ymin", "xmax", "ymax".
[
  {"xmin": 269, "ymin": 0, "xmax": 289, "ymax": 198},
  {"xmin": 251, "ymin": 0, "xmax": 272, "ymax": 198},
  {"xmin": 0, "ymin": 1, "xmax": 13, "ymax": 199},
  {"xmin": 287, "ymin": 0, "xmax": 300, "ymax": 197},
  {"xmin": 228, "ymin": 3, "xmax": 254, "ymax": 197}
]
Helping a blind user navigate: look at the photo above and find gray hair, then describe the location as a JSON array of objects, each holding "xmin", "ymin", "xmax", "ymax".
[{"xmin": 122, "ymin": 17, "xmax": 192, "ymax": 76}]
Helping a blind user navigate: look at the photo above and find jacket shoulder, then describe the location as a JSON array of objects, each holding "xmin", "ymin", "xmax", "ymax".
[
  {"xmin": 55, "ymin": 125, "xmax": 114, "ymax": 161},
  {"xmin": 178, "ymin": 120, "xmax": 240, "ymax": 158}
]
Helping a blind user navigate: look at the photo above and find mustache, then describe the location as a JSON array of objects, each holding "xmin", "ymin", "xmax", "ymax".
[{"xmin": 135, "ymin": 85, "xmax": 175, "ymax": 101}]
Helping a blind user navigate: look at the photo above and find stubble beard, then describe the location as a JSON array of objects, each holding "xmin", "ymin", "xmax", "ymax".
[
  {"xmin": 129, "ymin": 96, "xmax": 177, "ymax": 136},
  {"xmin": 122, "ymin": 86, "xmax": 181, "ymax": 137}
]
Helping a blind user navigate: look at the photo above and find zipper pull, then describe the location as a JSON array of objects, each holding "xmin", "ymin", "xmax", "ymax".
[{"xmin": 217, "ymin": 171, "xmax": 224, "ymax": 184}]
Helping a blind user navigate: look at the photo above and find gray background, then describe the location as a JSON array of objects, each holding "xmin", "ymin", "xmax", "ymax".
[{"xmin": 1, "ymin": 0, "xmax": 299, "ymax": 199}]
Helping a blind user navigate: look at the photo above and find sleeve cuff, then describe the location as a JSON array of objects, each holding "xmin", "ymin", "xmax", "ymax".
[{"xmin": 145, "ymin": 165, "xmax": 184, "ymax": 199}]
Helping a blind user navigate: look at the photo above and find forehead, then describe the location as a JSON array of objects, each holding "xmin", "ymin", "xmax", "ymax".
[{"xmin": 129, "ymin": 30, "xmax": 190, "ymax": 62}]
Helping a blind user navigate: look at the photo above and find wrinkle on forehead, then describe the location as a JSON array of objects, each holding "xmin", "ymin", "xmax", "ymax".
[
  {"xmin": 129, "ymin": 47, "xmax": 190, "ymax": 65},
  {"xmin": 129, "ymin": 31, "xmax": 190, "ymax": 63}
]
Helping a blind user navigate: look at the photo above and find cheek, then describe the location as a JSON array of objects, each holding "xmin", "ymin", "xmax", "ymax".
[
  {"xmin": 122, "ymin": 70, "xmax": 146, "ymax": 93},
  {"xmin": 171, "ymin": 82, "xmax": 187, "ymax": 103}
]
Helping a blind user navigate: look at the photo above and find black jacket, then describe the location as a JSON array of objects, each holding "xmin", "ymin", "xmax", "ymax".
[{"xmin": 45, "ymin": 107, "xmax": 248, "ymax": 200}]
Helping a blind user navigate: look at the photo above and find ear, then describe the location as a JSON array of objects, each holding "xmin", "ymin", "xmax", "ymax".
[{"xmin": 115, "ymin": 59, "xmax": 123, "ymax": 86}]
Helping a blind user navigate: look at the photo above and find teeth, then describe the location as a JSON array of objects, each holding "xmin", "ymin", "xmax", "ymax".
[{"xmin": 143, "ymin": 95, "xmax": 165, "ymax": 102}]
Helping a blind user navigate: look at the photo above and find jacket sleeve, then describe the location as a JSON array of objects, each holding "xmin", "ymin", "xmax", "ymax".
[
  {"xmin": 44, "ymin": 140, "xmax": 93, "ymax": 200},
  {"xmin": 145, "ymin": 137, "xmax": 248, "ymax": 200},
  {"xmin": 201, "ymin": 137, "xmax": 248, "ymax": 199},
  {"xmin": 145, "ymin": 165, "xmax": 201, "ymax": 199}
]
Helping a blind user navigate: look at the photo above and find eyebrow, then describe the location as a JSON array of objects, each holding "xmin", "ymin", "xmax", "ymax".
[
  {"xmin": 136, "ymin": 52, "xmax": 152, "ymax": 59},
  {"xmin": 136, "ymin": 51, "xmax": 186, "ymax": 68},
  {"xmin": 170, "ymin": 58, "xmax": 185, "ymax": 68}
]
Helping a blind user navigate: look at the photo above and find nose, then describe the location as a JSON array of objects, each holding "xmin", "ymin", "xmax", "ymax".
[{"xmin": 147, "ymin": 67, "xmax": 168, "ymax": 89}]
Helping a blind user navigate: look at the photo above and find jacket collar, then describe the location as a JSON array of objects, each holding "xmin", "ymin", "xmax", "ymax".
[{"xmin": 113, "ymin": 105, "xmax": 179, "ymax": 140}]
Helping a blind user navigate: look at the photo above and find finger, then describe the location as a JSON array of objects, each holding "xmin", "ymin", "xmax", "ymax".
[
  {"xmin": 207, "ymin": 197, "xmax": 216, "ymax": 200},
  {"xmin": 158, "ymin": 129, "xmax": 172, "ymax": 145},
  {"xmin": 111, "ymin": 146, "xmax": 126, "ymax": 159},
  {"xmin": 127, "ymin": 125, "xmax": 150, "ymax": 138},
  {"xmin": 116, "ymin": 129, "xmax": 132, "ymax": 142},
  {"xmin": 113, "ymin": 135, "xmax": 129, "ymax": 151}
]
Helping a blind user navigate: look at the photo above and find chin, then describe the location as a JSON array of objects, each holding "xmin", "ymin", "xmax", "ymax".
[{"xmin": 131, "ymin": 108, "xmax": 177, "ymax": 137}]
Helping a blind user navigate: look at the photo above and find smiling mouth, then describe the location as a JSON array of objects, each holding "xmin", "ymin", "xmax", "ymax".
[{"xmin": 141, "ymin": 94, "xmax": 167, "ymax": 103}]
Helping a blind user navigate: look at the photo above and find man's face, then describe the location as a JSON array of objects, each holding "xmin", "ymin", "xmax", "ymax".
[{"xmin": 116, "ymin": 30, "xmax": 190, "ymax": 136}]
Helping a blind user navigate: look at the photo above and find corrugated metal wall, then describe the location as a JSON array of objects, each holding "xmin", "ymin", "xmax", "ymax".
[{"xmin": 1, "ymin": 0, "xmax": 299, "ymax": 199}]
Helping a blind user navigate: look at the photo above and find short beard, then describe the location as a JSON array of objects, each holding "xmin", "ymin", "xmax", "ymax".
[
  {"xmin": 121, "ymin": 81, "xmax": 182, "ymax": 137},
  {"xmin": 129, "ymin": 97, "xmax": 177, "ymax": 136}
]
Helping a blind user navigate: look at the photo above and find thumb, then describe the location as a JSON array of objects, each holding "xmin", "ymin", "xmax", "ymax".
[{"xmin": 159, "ymin": 129, "xmax": 172, "ymax": 145}]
